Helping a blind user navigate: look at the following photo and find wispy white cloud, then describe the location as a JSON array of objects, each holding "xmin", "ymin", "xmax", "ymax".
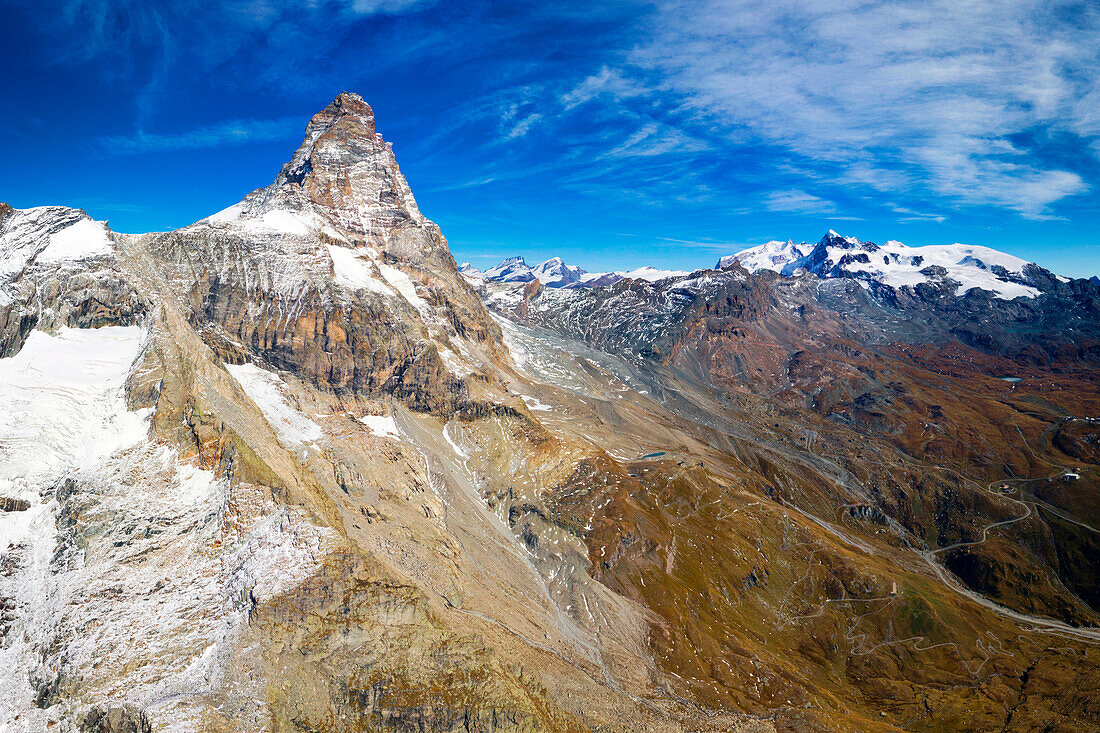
[
  {"xmin": 890, "ymin": 203, "xmax": 945, "ymax": 223},
  {"xmin": 350, "ymin": 0, "xmax": 430, "ymax": 13},
  {"xmin": 562, "ymin": 66, "xmax": 648, "ymax": 108},
  {"xmin": 765, "ymin": 189, "xmax": 837, "ymax": 215},
  {"xmin": 626, "ymin": 0, "xmax": 1099, "ymax": 218},
  {"xmin": 505, "ymin": 113, "xmax": 542, "ymax": 139},
  {"xmin": 605, "ymin": 122, "xmax": 709, "ymax": 158},
  {"xmin": 95, "ymin": 117, "xmax": 302, "ymax": 155},
  {"xmin": 614, "ymin": 232, "xmax": 751, "ymax": 250}
]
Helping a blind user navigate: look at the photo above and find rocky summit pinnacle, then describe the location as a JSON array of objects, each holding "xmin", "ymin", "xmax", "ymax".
[
  {"xmin": 278, "ymin": 92, "xmax": 377, "ymax": 187},
  {"xmin": 203, "ymin": 92, "xmax": 429, "ymax": 244}
]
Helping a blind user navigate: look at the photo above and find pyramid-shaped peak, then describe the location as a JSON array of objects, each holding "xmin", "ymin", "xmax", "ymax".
[
  {"xmin": 820, "ymin": 230, "xmax": 862, "ymax": 247},
  {"xmin": 288, "ymin": 93, "xmax": 378, "ymax": 160},
  {"xmin": 310, "ymin": 92, "xmax": 375, "ymax": 135}
]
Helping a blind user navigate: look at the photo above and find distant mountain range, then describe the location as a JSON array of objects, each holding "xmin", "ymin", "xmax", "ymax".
[
  {"xmin": 460, "ymin": 256, "xmax": 687, "ymax": 288},
  {"xmin": 718, "ymin": 230, "xmax": 1065, "ymax": 300},
  {"xmin": 468, "ymin": 230, "xmax": 1081, "ymax": 300}
]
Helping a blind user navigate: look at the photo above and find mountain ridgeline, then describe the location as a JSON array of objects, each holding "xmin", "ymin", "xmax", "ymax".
[{"xmin": 0, "ymin": 93, "xmax": 1098, "ymax": 732}]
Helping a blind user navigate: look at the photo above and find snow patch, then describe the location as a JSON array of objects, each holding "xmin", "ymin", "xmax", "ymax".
[
  {"xmin": 520, "ymin": 394, "xmax": 552, "ymax": 411},
  {"xmin": 226, "ymin": 363, "xmax": 322, "ymax": 447},
  {"xmin": 36, "ymin": 218, "xmax": 113, "ymax": 264},
  {"xmin": 202, "ymin": 205, "xmax": 317, "ymax": 236},
  {"xmin": 205, "ymin": 202, "xmax": 245, "ymax": 224},
  {"xmin": 374, "ymin": 258, "xmax": 430, "ymax": 316},
  {"xmin": 443, "ymin": 421, "xmax": 468, "ymax": 458},
  {"xmin": 327, "ymin": 244, "xmax": 391, "ymax": 295},
  {"xmin": 359, "ymin": 414, "xmax": 400, "ymax": 439},
  {"xmin": 256, "ymin": 209, "xmax": 314, "ymax": 235}
]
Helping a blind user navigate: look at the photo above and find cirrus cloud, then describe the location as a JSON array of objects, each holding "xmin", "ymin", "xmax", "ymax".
[{"xmin": 627, "ymin": 0, "xmax": 1099, "ymax": 218}]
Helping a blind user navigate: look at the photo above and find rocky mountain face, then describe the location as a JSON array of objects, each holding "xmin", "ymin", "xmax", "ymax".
[{"xmin": 1, "ymin": 93, "xmax": 1099, "ymax": 733}]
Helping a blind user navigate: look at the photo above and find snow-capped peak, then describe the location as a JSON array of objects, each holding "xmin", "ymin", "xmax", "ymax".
[
  {"xmin": 720, "ymin": 231, "xmax": 1051, "ymax": 299},
  {"xmin": 823, "ymin": 229, "xmax": 861, "ymax": 246},
  {"xmin": 531, "ymin": 256, "xmax": 587, "ymax": 287},
  {"xmin": 718, "ymin": 240, "xmax": 805, "ymax": 272},
  {"xmin": 458, "ymin": 262, "xmax": 484, "ymax": 279},
  {"xmin": 484, "ymin": 256, "xmax": 535, "ymax": 283}
]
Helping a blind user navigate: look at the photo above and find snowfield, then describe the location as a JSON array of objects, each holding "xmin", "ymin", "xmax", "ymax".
[
  {"xmin": 0, "ymin": 326, "xmax": 149, "ymax": 497},
  {"xmin": 37, "ymin": 218, "xmax": 113, "ymax": 263}
]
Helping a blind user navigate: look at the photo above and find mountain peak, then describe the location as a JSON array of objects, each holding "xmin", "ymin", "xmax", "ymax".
[
  {"xmin": 278, "ymin": 92, "xmax": 380, "ymax": 189},
  {"xmin": 484, "ymin": 256, "xmax": 535, "ymax": 282},
  {"xmin": 198, "ymin": 92, "xmax": 430, "ymax": 240},
  {"xmin": 310, "ymin": 92, "xmax": 376, "ymax": 138},
  {"xmin": 821, "ymin": 230, "xmax": 860, "ymax": 246}
]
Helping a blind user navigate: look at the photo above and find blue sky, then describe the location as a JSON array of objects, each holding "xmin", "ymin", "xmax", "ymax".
[{"xmin": 2, "ymin": 0, "xmax": 1099, "ymax": 277}]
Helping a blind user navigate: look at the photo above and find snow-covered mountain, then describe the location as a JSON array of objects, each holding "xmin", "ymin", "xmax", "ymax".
[
  {"xmin": 717, "ymin": 239, "xmax": 806, "ymax": 272},
  {"xmin": 483, "ymin": 256, "xmax": 537, "ymax": 283},
  {"xmin": 530, "ymin": 256, "xmax": 586, "ymax": 287},
  {"xmin": 475, "ymin": 255, "xmax": 688, "ymax": 289},
  {"xmin": 721, "ymin": 230, "xmax": 1055, "ymax": 299},
  {"xmin": 478, "ymin": 256, "xmax": 591, "ymax": 287}
]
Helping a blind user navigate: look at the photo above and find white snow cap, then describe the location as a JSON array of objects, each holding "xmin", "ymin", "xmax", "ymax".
[{"xmin": 721, "ymin": 231, "xmax": 1050, "ymax": 299}]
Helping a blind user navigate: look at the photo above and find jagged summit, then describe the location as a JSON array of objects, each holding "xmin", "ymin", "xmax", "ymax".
[
  {"xmin": 822, "ymin": 229, "xmax": 860, "ymax": 246},
  {"xmin": 196, "ymin": 92, "xmax": 428, "ymax": 243},
  {"xmin": 275, "ymin": 93, "xmax": 374, "ymax": 191},
  {"xmin": 143, "ymin": 93, "xmax": 501, "ymax": 409}
]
